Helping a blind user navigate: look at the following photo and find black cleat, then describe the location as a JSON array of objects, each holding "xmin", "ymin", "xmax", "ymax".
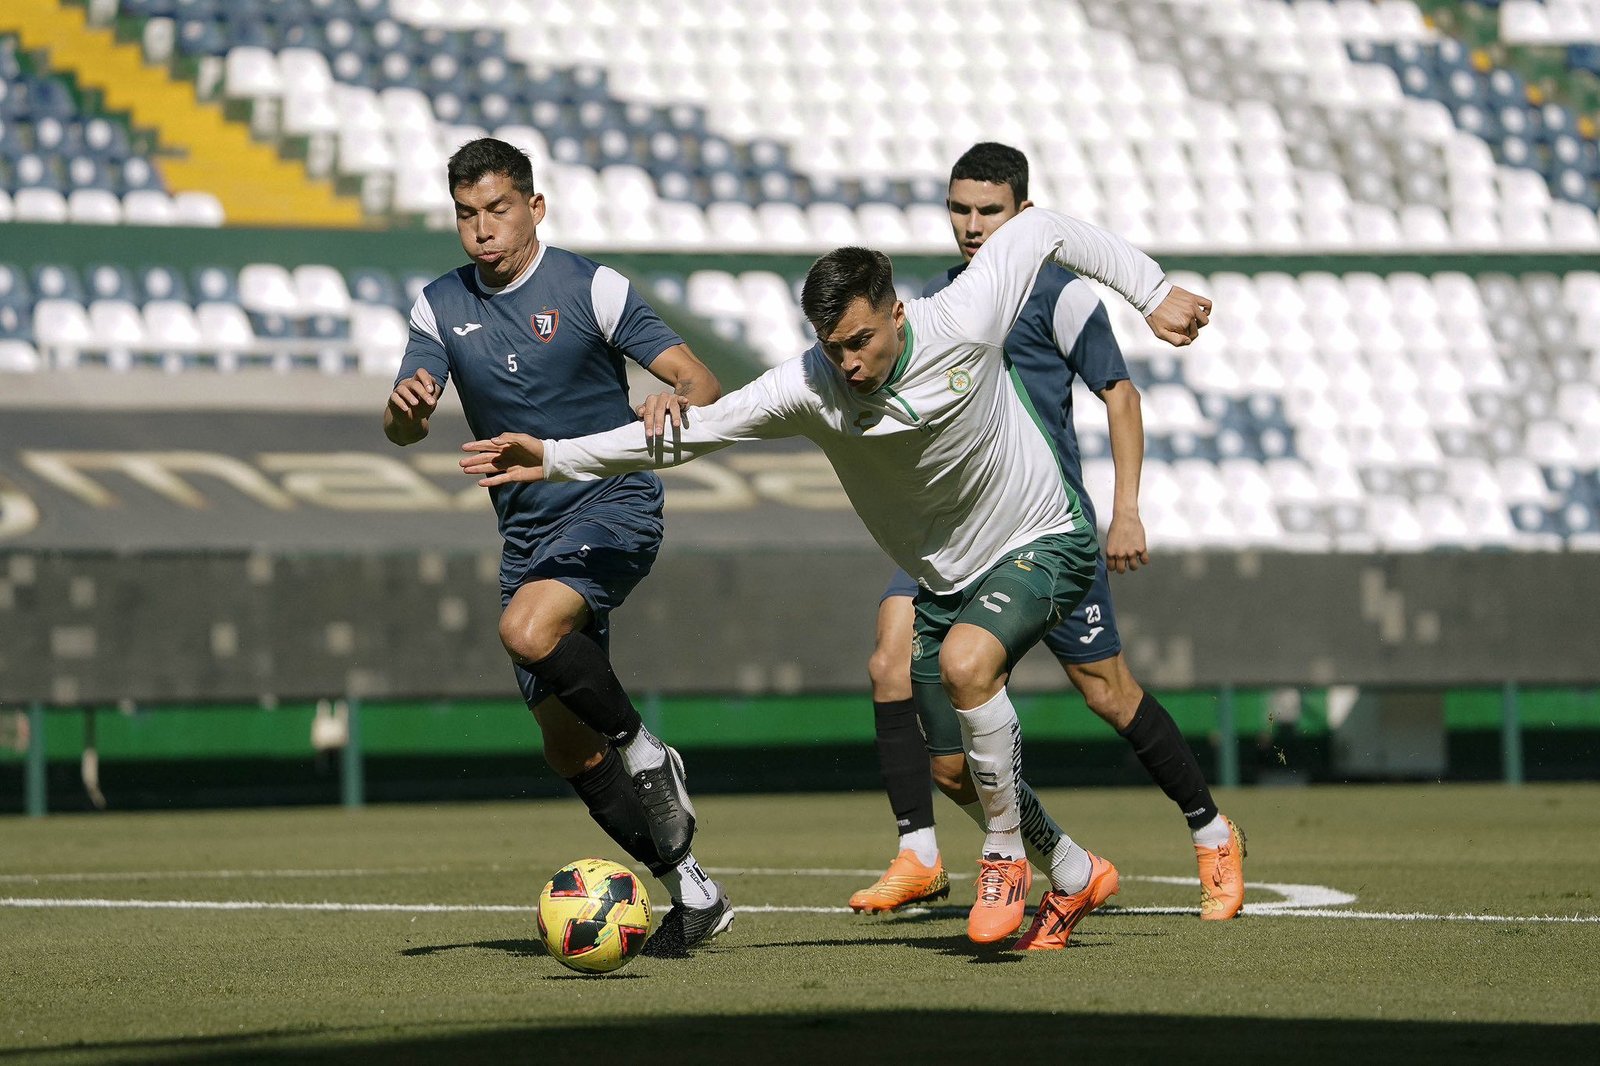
[
  {"xmin": 641, "ymin": 885, "xmax": 734, "ymax": 958},
  {"xmin": 632, "ymin": 745, "xmax": 696, "ymax": 865}
]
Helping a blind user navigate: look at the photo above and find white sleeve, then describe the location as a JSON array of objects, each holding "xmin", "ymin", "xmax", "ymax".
[
  {"xmin": 407, "ymin": 292, "xmax": 443, "ymax": 345},
  {"xmin": 544, "ymin": 360, "xmax": 812, "ymax": 482},
  {"xmin": 925, "ymin": 208, "xmax": 1171, "ymax": 349},
  {"xmin": 1051, "ymin": 277, "xmax": 1101, "ymax": 355},
  {"xmin": 589, "ymin": 265, "xmax": 629, "ymax": 343}
]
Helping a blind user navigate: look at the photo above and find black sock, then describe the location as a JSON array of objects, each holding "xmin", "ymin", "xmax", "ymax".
[
  {"xmin": 1118, "ymin": 692, "xmax": 1219, "ymax": 830},
  {"xmin": 568, "ymin": 746, "xmax": 669, "ymax": 876},
  {"xmin": 525, "ymin": 631, "xmax": 644, "ymax": 745},
  {"xmin": 873, "ymin": 698, "xmax": 936, "ymax": 834}
]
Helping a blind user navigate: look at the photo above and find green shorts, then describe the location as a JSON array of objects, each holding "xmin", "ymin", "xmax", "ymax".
[{"xmin": 910, "ymin": 527, "xmax": 1098, "ymax": 755}]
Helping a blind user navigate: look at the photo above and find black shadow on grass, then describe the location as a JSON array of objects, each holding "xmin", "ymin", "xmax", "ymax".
[
  {"xmin": 400, "ymin": 938, "xmax": 548, "ymax": 959},
  {"xmin": 13, "ymin": 1012, "xmax": 1598, "ymax": 1066}
]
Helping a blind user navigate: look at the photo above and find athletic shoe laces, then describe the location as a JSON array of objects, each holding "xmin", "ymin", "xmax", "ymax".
[{"xmin": 976, "ymin": 859, "xmax": 1012, "ymax": 905}]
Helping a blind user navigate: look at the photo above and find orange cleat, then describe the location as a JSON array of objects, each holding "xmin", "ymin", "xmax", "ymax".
[
  {"xmin": 1014, "ymin": 852, "xmax": 1120, "ymax": 951},
  {"xmin": 967, "ymin": 854, "xmax": 1033, "ymax": 944},
  {"xmin": 848, "ymin": 850, "xmax": 951, "ymax": 912},
  {"xmin": 1196, "ymin": 817, "xmax": 1247, "ymax": 920}
]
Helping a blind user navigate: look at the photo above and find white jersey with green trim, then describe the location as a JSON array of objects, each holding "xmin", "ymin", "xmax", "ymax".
[{"xmin": 543, "ymin": 208, "xmax": 1171, "ymax": 595}]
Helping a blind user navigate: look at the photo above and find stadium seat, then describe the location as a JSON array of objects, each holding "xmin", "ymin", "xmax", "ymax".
[
  {"xmin": 122, "ymin": 190, "xmax": 177, "ymax": 225},
  {"xmin": 66, "ymin": 188, "xmax": 123, "ymax": 225},
  {"xmin": 30, "ymin": 298, "xmax": 92, "ymax": 367},
  {"xmin": 293, "ymin": 265, "xmax": 353, "ymax": 318},
  {"xmin": 239, "ymin": 263, "xmax": 302, "ymax": 316},
  {"xmin": 0, "ymin": 338, "xmax": 40, "ymax": 372},
  {"xmin": 171, "ymin": 191, "xmax": 226, "ymax": 227},
  {"xmin": 13, "ymin": 188, "xmax": 69, "ymax": 223},
  {"xmin": 195, "ymin": 302, "xmax": 256, "ymax": 356},
  {"xmin": 143, "ymin": 300, "xmax": 204, "ymax": 354}
]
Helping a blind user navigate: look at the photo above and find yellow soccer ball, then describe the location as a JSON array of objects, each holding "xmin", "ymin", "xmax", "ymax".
[{"xmin": 537, "ymin": 858, "xmax": 652, "ymax": 974}]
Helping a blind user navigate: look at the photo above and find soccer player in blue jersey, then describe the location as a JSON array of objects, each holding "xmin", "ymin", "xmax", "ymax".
[
  {"xmin": 383, "ymin": 138, "xmax": 732, "ymax": 954},
  {"xmin": 848, "ymin": 143, "xmax": 1246, "ymax": 921}
]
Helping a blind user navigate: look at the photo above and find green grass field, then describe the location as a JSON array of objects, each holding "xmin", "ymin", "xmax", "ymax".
[{"xmin": 3, "ymin": 782, "xmax": 1598, "ymax": 1064}]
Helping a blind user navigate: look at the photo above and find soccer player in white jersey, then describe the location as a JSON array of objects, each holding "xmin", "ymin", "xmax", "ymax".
[
  {"xmin": 458, "ymin": 207, "xmax": 1211, "ymax": 948},
  {"xmin": 850, "ymin": 143, "xmax": 1246, "ymax": 922}
]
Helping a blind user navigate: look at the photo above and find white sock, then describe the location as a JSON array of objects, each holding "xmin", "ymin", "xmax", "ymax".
[
  {"xmin": 955, "ymin": 689, "xmax": 1024, "ymax": 861},
  {"xmin": 1017, "ymin": 780, "xmax": 1091, "ymax": 894},
  {"xmin": 959, "ymin": 785, "xmax": 1091, "ymax": 893},
  {"xmin": 898, "ymin": 826, "xmax": 939, "ymax": 867},
  {"xmin": 617, "ymin": 726, "xmax": 666, "ymax": 775},
  {"xmin": 1192, "ymin": 813, "xmax": 1231, "ymax": 848},
  {"xmin": 657, "ymin": 853, "xmax": 717, "ymax": 908}
]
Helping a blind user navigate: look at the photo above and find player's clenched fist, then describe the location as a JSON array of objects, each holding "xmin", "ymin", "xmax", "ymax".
[
  {"xmin": 460, "ymin": 433, "xmax": 547, "ymax": 486},
  {"xmin": 1144, "ymin": 286, "xmax": 1212, "ymax": 347}
]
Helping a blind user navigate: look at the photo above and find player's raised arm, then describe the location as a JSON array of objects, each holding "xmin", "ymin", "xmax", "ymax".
[
  {"xmin": 461, "ymin": 361, "xmax": 807, "ymax": 485},
  {"xmin": 931, "ymin": 207, "xmax": 1209, "ymax": 349}
]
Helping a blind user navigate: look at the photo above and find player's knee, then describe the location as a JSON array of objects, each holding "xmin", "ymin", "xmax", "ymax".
[
  {"xmin": 867, "ymin": 644, "xmax": 912, "ymax": 697},
  {"xmin": 499, "ymin": 611, "xmax": 565, "ymax": 664},
  {"xmin": 930, "ymin": 754, "xmax": 974, "ymax": 802},
  {"xmin": 939, "ymin": 645, "xmax": 1002, "ymax": 707}
]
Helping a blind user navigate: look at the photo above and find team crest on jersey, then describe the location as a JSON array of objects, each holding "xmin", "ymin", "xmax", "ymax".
[
  {"xmin": 531, "ymin": 309, "xmax": 560, "ymax": 342},
  {"xmin": 946, "ymin": 368, "xmax": 973, "ymax": 394}
]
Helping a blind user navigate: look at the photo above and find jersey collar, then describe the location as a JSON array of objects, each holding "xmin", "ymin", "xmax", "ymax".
[
  {"xmin": 877, "ymin": 317, "xmax": 914, "ymax": 393},
  {"xmin": 474, "ymin": 241, "xmax": 547, "ymax": 296}
]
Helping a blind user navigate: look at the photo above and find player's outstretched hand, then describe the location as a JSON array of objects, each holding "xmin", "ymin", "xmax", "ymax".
[
  {"xmin": 460, "ymin": 433, "xmax": 546, "ymax": 486},
  {"xmin": 635, "ymin": 390, "xmax": 692, "ymax": 441},
  {"xmin": 387, "ymin": 368, "xmax": 440, "ymax": 421},
  {"xmin": 1105, "ymin": 513, "xmax": 1150, "ymax": 574},
  {"xmin": 1145, "ymin": 286, "xmax": 1211, "ymax": 346}
]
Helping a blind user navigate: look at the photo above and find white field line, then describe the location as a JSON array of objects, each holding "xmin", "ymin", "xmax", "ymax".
[
  {"xmin": 2, "ymin": 865, "xmax": 1595, "ymax": 925},
  {"xmin": 0, "ymin": 867, "xmax": 442, "ymax": 884},
  {"xmin": 2, "ymin": 897, "xmax": 1598, "ymax": 924}
]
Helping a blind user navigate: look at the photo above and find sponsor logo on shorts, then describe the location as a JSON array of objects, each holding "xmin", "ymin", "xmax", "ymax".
[
  {"xmin": 979, "ymin": 591, "xmax": 1011, "ymax": 614},
  {"xmin": 1014, "ymin": 560, "xmax": 1033, "ymax": 571},
  {"xmin": 910, "ymin": 634, "xmax": 924, "ymax": 660},
  {"xmin": 1078, "ymin": 626, "xmax": 1104, "ymax": 644}
]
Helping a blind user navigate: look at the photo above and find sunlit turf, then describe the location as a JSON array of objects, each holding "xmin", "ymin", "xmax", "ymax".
[{"xmin": 3, "ymin": 782, "xmax": 1597, "ymax": 1064}]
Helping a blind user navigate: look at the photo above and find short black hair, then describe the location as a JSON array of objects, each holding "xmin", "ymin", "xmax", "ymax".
[
  {"xmin": 949, "ymin": 141, "xmax": 1029, "ymax": 204},
  {"xmin": 447, "ymin": 137, "xmax": 536, "ymax": 195},
  {"xmin": 801, "ymin": 247, "xmax": 896, "ymax": 338}
]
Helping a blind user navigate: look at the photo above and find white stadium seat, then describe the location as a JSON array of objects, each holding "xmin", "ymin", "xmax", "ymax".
[
  {"xmin": 121, "ymin": 190, "xmax": 176, "ymax": 226},
  {"xmin": 238, "ymin": 264, "xmax": 301, "ymax": 316}
]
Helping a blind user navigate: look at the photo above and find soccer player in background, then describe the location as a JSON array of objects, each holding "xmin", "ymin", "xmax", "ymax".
[
  {"xmin": 384, "ymin": 138, "xmax": 733, "ymax": 955},
  {"xmin": 458, "ymin": 204, "xmax": 1212, "ymax": 949},
  {"xmin": 848, "ymin": 143, "xmax": 1246, "ymax": 922}
]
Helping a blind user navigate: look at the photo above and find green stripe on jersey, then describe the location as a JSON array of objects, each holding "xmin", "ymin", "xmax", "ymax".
[
  {"xmin": 1007, "ymin": 364, "xmax": 1085, "ymax": 527},
  {"xmin": 880, "ymin": 317, "xmax": 915, "ymax": 391}
]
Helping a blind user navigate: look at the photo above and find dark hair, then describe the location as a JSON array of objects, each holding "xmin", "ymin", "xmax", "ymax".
[
  {"xmin": 800, "ymin": 247, "xmax": 897, "ymax": 337},
  {"xmin": 949, "ymin": 141, "xmax": 1028, "ymax": 204},
  {"xmin": 447, "ymin": 137, "xmax": 536, "ymax": 195}
]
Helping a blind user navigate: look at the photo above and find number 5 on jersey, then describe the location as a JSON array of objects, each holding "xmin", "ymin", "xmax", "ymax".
[{"xmin": 506, "ymin": 353, "xmax": 519, "ymax": 372}]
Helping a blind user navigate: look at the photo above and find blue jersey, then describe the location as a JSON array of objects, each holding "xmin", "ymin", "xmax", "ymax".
[
  {"xmin": 922, "ymin": 262, "xmax": 1127, "ymax": 530},
  {"xmin": 399, "ymin": 244, "xmax": 682, "ymax": 552}
]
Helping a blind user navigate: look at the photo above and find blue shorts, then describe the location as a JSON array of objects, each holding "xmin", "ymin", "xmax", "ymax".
[
  {"xmin": 881, "ymin": 554, "xmax": 1121, "ymax": 666},
  {"xmin": 500, "ymin": 494, "xmax": 663, "ymax": 709}
]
